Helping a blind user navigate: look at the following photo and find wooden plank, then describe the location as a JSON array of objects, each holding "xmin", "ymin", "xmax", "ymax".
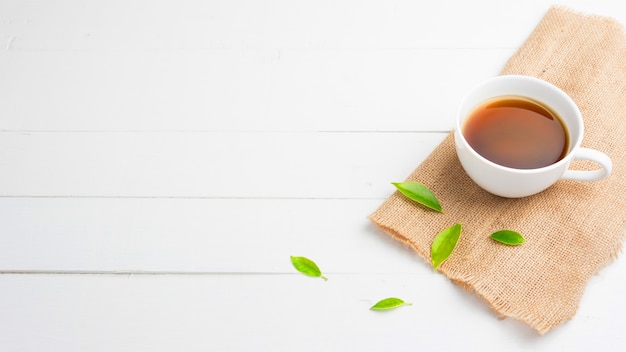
[
  {"xmin": 0, "ymin": 131, "xmax": 447, "ymax": 198},
  {"xmin": 0, "ymin": 49, "xmax": 511, "ymax": 132},
  {"xmin": 0, "ymin": 0, "xmax": 598, "ymax": 50},
  {"xmin": 0, "ymin": 198, "xmax": 424, "ymax": 272},
  {"xmin": 0, "ymin": 271, "xmax": 623, "ymax": 351}
]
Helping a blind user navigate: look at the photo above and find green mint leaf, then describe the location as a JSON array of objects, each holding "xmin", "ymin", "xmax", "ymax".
[
  {"xmin": 370, "ymin": 297, "xmax": 412, "ymax": 311},
  {"xmin": 490, "ymin": 230, "xmax": 525, "ymax": 245},
  {"xmin": 392, "ymin": 182, "xmax": 443, "ymax": 212},
  {"xmin": 290, "ymin": 256, "xmax": 327, "ymax": 281},
  {"xmin": 431, "ymin": 223, "xmax": 462, "ymax": 271}
]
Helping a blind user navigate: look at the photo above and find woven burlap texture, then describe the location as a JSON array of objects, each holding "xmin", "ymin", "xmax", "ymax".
[{"xmin": 368, "ymin": 7, "xmax": 626, "ymax": 334}]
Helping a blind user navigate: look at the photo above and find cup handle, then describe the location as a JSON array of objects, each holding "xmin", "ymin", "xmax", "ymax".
[{"xmin": 560, "ymin": 148, "xmax": 612, "ymax": 181}]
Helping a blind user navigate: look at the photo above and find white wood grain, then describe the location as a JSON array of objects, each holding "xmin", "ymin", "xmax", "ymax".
[
  {"xmin": 0, "ymin": 198, "xmax": 425, "ymax": 273},
  {"xmin": 0, "ymin": 0, "xmax": 622, "ymax": 51},
  {"xmin": 0, "ymin": 269, "xmax": 623, "ymax": 351},
  {"xmin": 0, "ymin": 0, "xmax": 551, "ymax": 50},
  {"xmin": 0, "ymin": 49, "xmax": 510, "ymax": 132},
  {"xmin": 0, "ymin": 131, "xmax": 447, "ymax": 198}
]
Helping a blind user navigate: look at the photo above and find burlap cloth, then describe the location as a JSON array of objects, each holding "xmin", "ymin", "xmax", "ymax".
[{"xmin": 368, "ymin": 7, "xmax": 626, "ymax": 334}]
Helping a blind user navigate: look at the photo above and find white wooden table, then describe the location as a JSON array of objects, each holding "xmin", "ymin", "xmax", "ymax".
[{"xmin": 0, "ymin": 1, "xmax": 624, "ymax": 350}]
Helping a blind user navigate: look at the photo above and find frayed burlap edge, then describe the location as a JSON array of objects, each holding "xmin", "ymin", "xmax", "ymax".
[{"xmin": 368, "ymin": 211, "xmax": 626, "ymax": 334}]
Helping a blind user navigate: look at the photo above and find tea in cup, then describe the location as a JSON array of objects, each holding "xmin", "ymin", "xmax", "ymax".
[{"xmin": 454, "ymin": 75, "xmax": 612, "ymax": 198}]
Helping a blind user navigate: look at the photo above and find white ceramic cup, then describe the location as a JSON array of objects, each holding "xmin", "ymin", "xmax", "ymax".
[{"xmin": 454, "ymin": 75, "xmax": 612, "ymax": 198}]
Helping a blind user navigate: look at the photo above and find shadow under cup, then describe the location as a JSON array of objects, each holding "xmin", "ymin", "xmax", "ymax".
[{"xmin": 454, "ymin": 75, "xmax": 611, "ymax": 198}]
